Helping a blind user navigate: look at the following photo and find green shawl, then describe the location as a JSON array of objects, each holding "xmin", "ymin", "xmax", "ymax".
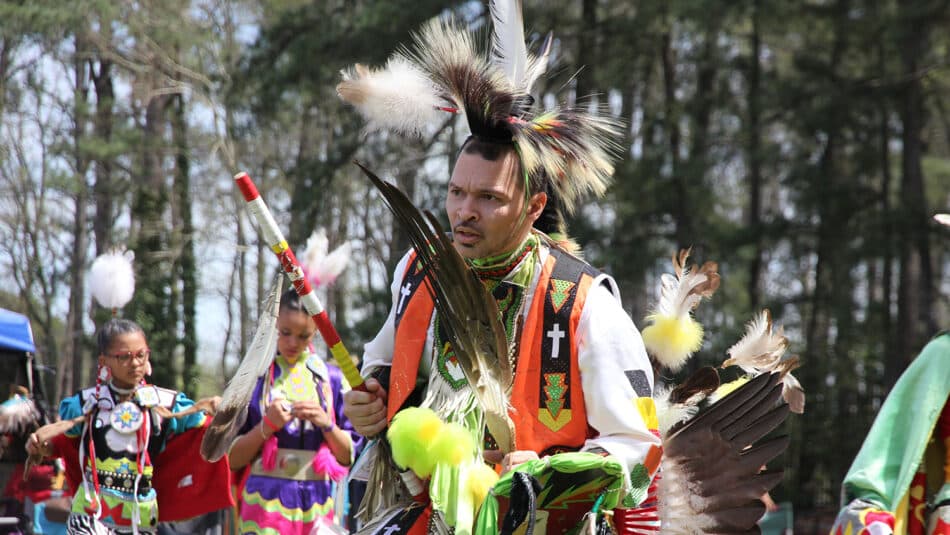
[{"xmin": 841, "ymin": 333, "xmax": 950, "ymax": 510}]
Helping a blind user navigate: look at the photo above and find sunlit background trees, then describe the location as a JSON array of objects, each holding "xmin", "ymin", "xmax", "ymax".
[{"xmin": 2, "ymin": 0, "xmax": 948, "ymax": 522}]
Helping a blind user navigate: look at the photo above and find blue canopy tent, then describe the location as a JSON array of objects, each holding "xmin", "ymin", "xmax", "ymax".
[
  {"xmin": 0, "ymin": 308, "xmax": 48, "ymax": 433},
  {"xmin": 0, "ymin": 312, "xmax": 55, "ymax": 535},
  {"xmin": 0, "ymin": 309, "xmax": 35, "ymax": 354}
]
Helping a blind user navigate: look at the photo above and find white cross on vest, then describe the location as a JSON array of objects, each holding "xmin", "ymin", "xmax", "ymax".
[
  {"xmin": 547, "ymin": 323, "xmax": 566, "ymax": 359},
  {"xmin": 397, "ymin": 282, "xmax": 412, "ymax": 314}
]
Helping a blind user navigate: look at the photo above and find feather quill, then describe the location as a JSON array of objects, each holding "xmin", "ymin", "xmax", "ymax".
[
  {"xmin": 490, "ymin": 0, "xmax": 528, "ymax": 89},
  {"xmin": 200, "ymin": 276, "xmax": 282, "ymax": 462},
  {"xmin": 356, "ymin": 161, "xmax": 515, "ymax": 453},
  {"xmin": 641, "ymin": 249, "xmax": 720, "ymax": 371},
  {"xmin": 490, "ymin": 0, "xmax": 553, "ymax": 94},
  {"xmin": 300, "ymin": 228, "xmax": 351, "ymax": 289},
  {"xmin": 89, "ymin": 250, "xmax": 135, "ymax": 310},
  {"xmin": 722, "ymin": 310, "xmax": 805, "ymax": 413}
]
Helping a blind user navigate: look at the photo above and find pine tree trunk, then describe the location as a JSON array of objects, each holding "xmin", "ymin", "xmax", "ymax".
[
  {"xmin": 173, "ymin": 92, "xmax": 198, "ymax": 395},
  {"xmin": 132, "ymin": 91, "xmax": 174, "ymax": 387},
  {"xmin": 893, "ymin": 0, "xmax": 936, "ymax": 386},
  {"xmin": 746, "ymin": 0, "xmax": 764, "ymax": 310},
  {"xmin": 62, "ymin": 34, "xmax": 91, "ymax": 401}
]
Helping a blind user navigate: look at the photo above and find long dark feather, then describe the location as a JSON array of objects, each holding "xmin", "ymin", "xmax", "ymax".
[
  {"xmin": 660, "ymin": 372, "xmax": 790, "ymax": 533},
  {"xmin": 200, "ymin": 277, "xmax": 282, "ymax": 462},
  {"xmin": 356, "ymin": 161, "xmax": 515, "ymax": 453}
]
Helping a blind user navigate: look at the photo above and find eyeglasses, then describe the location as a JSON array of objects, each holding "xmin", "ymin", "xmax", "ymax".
[{"xmin": 108, "ymin": 348, "xmax": 151, "ymax": 364}]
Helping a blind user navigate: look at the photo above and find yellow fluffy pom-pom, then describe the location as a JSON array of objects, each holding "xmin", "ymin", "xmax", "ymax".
[
  {"xmin": 641, "ymin": 313, "xmax": 704, "ymax": 372},
  {"xmin": 465, "ymin": 462, "xmax": 500, "ymax": 510},
  {"xmin": 430, "ymin": 421, "xmax": 475, "ymax": 467},
  {"xmin": 388, "ymin": 407, "xmax": 444, "ymax": 475}
]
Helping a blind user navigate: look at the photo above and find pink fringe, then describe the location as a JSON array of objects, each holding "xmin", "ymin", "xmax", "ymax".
[
  {"xmin": 312, "ymin": 444, "xmax": 348, "ymax": 482},
  {"xmin": 261, "ymin": 435, "xmax": 278, "ymax": 471}
]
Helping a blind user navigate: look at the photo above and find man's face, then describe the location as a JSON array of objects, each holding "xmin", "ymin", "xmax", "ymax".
[{"xmin": 445, "ymin": 148, "xmax": 545, "ymax": 260}]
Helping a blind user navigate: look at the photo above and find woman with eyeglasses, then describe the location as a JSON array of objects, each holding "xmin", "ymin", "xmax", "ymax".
[
  {"xmin": 227, "ymin": 289, "xmax": 363, "ymax": 535},
  {"xmin": 26, "ymin": 318, "xmax": 220, "ymax": 535}
]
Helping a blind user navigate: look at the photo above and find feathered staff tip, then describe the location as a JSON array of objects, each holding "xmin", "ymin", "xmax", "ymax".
[
  {"xmin": 722, "ymin": 309, "xmax": 805, "ymax": 413},
  {"xmin": 89, "ymin": 249, "xmax": 135, "ymax": 315},
  {"xmin": 641, "ymin": 249, "xmax": 720, "ymax": 372},
  {"xmin": 299, "ymin": 228, "xmax": 351, "ymax": 290}
]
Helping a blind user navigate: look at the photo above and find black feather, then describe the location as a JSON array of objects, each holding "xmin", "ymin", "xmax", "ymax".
[{"xmin": 356, "ymin": 161, "xmax": 516, "ymax": 453}]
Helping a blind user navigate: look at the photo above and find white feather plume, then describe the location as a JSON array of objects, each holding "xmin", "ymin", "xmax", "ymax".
[
  {"xmin": 337, "ymin": 58, "xmax": 445, "ymax": 137},
  {"xmin": 490, "ymin": 0, "xmax": 552, "ymax": 93},
  {"xmin": 490, "ymin": 0, "xmax": 528, "ymax": 86},
  {"xmin": 300, "ymin": 228, "xmax": 351, "ymax": 289},
  {"xmin": 0, "ymin": 395, "xmax": 40, "ymax": 433},
  {"xmin": 641, "ymin": 250, "xmax": 720, "ymax": 371},
  {"xmin": 723, "ymin": 310, "xmax": 805, "ymax": 413},
  {"xmin": 936, "ymin": 213, "xmax": 950, "ymax": 227},
  {"xmin": 219, "ymin": 278, "xmax": 280, "ymax": 412},
  {"xmin": 89, "ymin": 250, "xmax": 135, "ymax": 310}
]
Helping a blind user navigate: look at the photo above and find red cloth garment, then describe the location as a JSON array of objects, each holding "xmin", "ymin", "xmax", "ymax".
[
  {"xmin": 50, "ymin": 433, "xmax": 81, "ymax": 494},
  {"xmin": 3, "ymin": 463, "xmax": 55, "ymax": 503},
  {"xmin": 152, "ymin": 415, "xmax": 235, "ymax": 521}
]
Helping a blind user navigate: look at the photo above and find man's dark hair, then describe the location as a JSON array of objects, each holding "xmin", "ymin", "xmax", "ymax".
[
  {"xmin": 460, "ymin": 136, "xmax": 546, "ymax": 196},
  {"xmin": 96, "ymin": 318, "xmax": 145, "ymax": 355}
]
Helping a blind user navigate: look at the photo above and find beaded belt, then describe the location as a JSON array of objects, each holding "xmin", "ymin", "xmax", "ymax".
[
  {"xmin": 250, "ymin": 448, "xmax": 328, "ymax": 482},
  {"xmin": 89, "ymin": 469, "xmax": 152, "ymax": 496}
]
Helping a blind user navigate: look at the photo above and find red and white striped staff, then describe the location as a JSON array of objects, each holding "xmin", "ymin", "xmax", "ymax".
[
  {"xmin": 234, "ymin": 172, "xmax": 365, "ymax": 391},
  {"xmin": 235, "ymin": 171, "xmax": 429, "ymax": 502}
]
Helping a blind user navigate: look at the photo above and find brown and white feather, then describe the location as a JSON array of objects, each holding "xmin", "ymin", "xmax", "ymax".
[
  {"xmin": 723, "ymin": 310, "xmax": 805, "ymax": 414},
  {"xmin": 657, "ymin": 249, "xmax": 720, "ymax": 318},
  {"xmin": 659, "ymin": 372, "xmax": 790, "ymax": 534}
]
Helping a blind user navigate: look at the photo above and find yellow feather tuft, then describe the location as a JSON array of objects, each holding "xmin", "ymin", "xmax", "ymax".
[
  {"xmin": 465, "ymin": 462, "xmax": 500, "ymax": 510},
  {"xmin": 710, "ymin": 376, "xmax": 752, "ymax": 403},
  {"xmin": 641, "ymin": 313, "xmax": 704, "ymax": 372}
]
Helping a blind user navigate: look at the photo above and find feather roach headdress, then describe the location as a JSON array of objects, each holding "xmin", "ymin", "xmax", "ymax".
[{"xmin": 337, "ymin": 0, "xmax": 622, "ymax": 215}]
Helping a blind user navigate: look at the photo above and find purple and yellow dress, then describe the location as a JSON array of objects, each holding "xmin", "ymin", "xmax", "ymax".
[{"xmin": 237, "ymin": 351, "xmax": 363, "ymax": 535}]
